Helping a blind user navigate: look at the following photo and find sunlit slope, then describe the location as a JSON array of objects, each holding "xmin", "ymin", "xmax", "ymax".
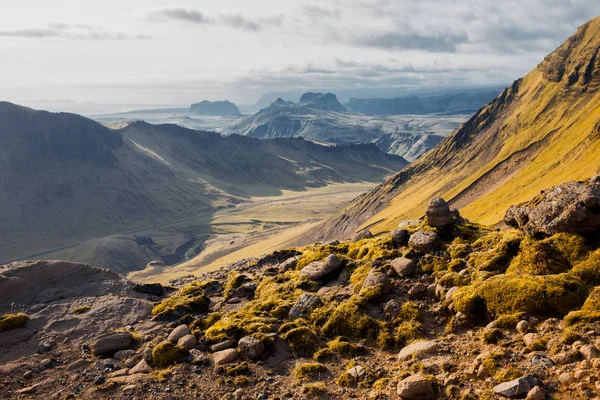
[{"xmin": 314, "ymin": 16, "xmax": 600, "ymax": 240}]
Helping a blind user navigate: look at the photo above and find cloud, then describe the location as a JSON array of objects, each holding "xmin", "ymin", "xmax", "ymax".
[
  {"xmin": 0, "ymin": 24, "xmax": 154, "ymax": 41},
  {"xmin": 356, "ymin": 31, "xmax": 469, "ymax": 53},
  {"xmin": 148, "ymin": 6, "xmax": 283, "ymax": 32},
  {"xmin": 303, "ymin": 5, "xmax": 342, "ymax": 20}
]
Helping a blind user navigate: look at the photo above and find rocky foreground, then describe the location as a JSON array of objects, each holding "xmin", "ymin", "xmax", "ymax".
[{"xmin": 1, "ymin": 176, "xmax": 600, "ymax": 399}]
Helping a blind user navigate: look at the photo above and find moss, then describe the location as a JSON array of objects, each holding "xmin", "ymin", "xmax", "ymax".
[
  {"xmin": 313, "ymin": 348, "xmax": 335, "ymax": 362},
  {"xmin": 294, "ymin": 362, "xmax": 328, "ymax": 381},
  {"xmin": 447, "ymin": 241, "xmax": 472, "ymax": 259},
  {"xmin": 564, "ymin": 286, "xmax": 600, "ymax": 326},
  {"xmin": 528, "ymin": 337, "xmax": 548, "ymax": 351},
  {"xmin": 0, "ymin": 313, "xmax": 29, "ymax": 332},
  {"xmin": 494, "ymin": 312, "xmax": 525, "ymax": 329},
  {"xmin": 72, "ymin": 305, "xmax": 92, "ymax": 314},
  {"xmin": 347, "ymin": 237, "xmax": 400, "ymax": 262},
  {"xmin": 327, "ymin": 337, "xmax": 367, "ymax": 357},
  {"xmin": 152, "ymin": 283, "xmax": 210, "ymax": 319},
  {"xmin": 226, "ymin": 362, "xmax": 250, "ymax": 377},
  {"xmin": 302, "ymin": 382, "xmax": 327, "ymax": 395},
  {"xmin": 560, "ymin": 329, "xmax": 581, "ymax": 344},
  {"xmin": 282, "ymin": 326, "xmax": 321, "ymax": 356},
  {"xmin": 468, "ymin": 230, "xmax": 522, "ymax": 272},
  {"xmin": 234, "ymin": 376, "xmax": 250, "ymax": 386},
  {"xmin": 152, "ymin": 341, "xmax": 189, "ymax": 368},
  {"xmin": 482, "ymin": 328, "xmax": 502, "ymax": 344},
  {"xmin": 571, "ymin": 249, "xmax": 600, "ymax": 284},
  {"xmin": 394, "ymin": 321, "xmax": 423, "ymax": 346},
  {"xmin": 358, "ymin": 284, "xmax": 385, "ymax": 303},
  {"xmin": 155, "ymin": 367, "xmax": 172, "ymax": 382},
  {"xmin": 438, "ymin": 271, "xmax": 469, "ymax": 288},
  {"xmin": 322, "ymin": 296, "xmax": 386, "ymax": 345},
  {"xmin": 224, "ymin": 273, "xmax": 252, "ymax": 297},
  {"xmin": 452, "ymin": 286, "xmax": 485, "ymax": 319},
  {"xmin": 493, "ymin": 367, "xmax": 522, "ymax": 383},
  {"xmin": 421, "ymin": 256, "xmax": 448, "ymax": 274},
  {"xmin": 349, "ymin": 263, "xmax": 371, "ymax": 289},
  {"xmin": 296, "ymin": 243, "xmax": 349, "ymax": 270},
  {"xmin": 508, "ymin": 234, "xmax": 587, "ymax": 275},
  {"xmin": 372, "ymin": 378, "xmax": 389, "ymax": 390},
  {"xmin": 336, "ymin": 372, "xmax": 355, "ymax": 387},
  {"xmin": 190, "ymin": 312, "xmax": 222, "ymax": 335}
]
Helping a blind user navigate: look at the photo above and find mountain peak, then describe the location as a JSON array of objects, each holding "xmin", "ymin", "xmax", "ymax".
[
  {"xmin": 297, "ymin": 92, "xmax": 346, "ymax": 112},
  {"xmin": 189, "ymin": 100, "xmax": 241, "ymax": 116}
]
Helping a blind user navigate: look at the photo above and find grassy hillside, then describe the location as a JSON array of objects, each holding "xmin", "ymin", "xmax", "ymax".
[{"xmin": 312, "ymin": 16, "xmax": 600, "ymax": 241}]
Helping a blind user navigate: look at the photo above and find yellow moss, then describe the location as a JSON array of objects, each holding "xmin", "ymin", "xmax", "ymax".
[
  {"xmin": 452, "ymin": 286, "xmax": 484, "ymax": 319},
  {"xmin": 234, "ymin": 376, "xmax": 250, "ymax": 386},
  {"xmin": 372, "ymin": 378, "xmax": 389, "ymax": 390},
  {"xmin": 481, "ymin": 328, "xmax": 502, "ymax": 344},
  {"xmin": 0, "ymin": 313, "xmax": 28, "ymax": 332},
  {"xmin": 296, "ymin": 242, "xmax": 349, "ymax": 270},
  {"xmin": 190, "ymin": 312, "xmax": 222, "ymax": 334},
  {"xmin": 349, "ymin": 263, "xmax": 371, "ymax": 289},
  {"xmin": 493, "ymin": 367, "xmax": 522, "ymax": 383},
  {"xmin": 571, "ymin": 249, "xmax": 600, "ymax": 284},
  {"xmin": 336, "ymin": 372, "xmax": 355, "ymax": 387},
  {"xmin": 437, "ymin": 271, "xmax": 469, "ymax": 287},
  {"xmin": 224, "ymin": 273, "xmax": 252, "ymax": 297},
  {"xmin": 564, "ymin": 286, "xmax": 600, "ymax": 326},
  {"xmin": 508, "ymin": 234, "xmax": 587, "ymax": 275},
  {"xmin": 152, "ymin": 341, "xmax": 188, "ymax": 368},
  {"xmin": 447, "ymin": 241, "xmax": 472, "ymax": 259},
  {"xmin": 327, "ymin": 337, "xmax": 367, "ymax": 357},
  {"xmin": 72, "ymin": 306, "xmax": 92, "ymax": 314},
  {"xmin": 155, "ymin": 367, "xmax": 172, "ymax": 383},
  {"xmin": 302, "ymin": 382, "xmax": 327, "ymax": 395},
  {"xmin": 347, "ymin": 237, "xmax": 400, "ymax": 262},
  {"xmin": 394, "ymin": 320, "xmax": 423, "ymax": 346},
  {"xmin": 468, "ymin": 230, "xmax": 522, "ymax": 272},
  {"xmin": 421, "ymin": 256, "xmax": 448, "ymax": 273},
  {"xmin": 294, "ymin": 362, "xmax": 328, "ymax": 381},
  {"xmin": 282, "ymin": 326, "xmax": 321, "ymax": 356},
  {"xmin": 313, "ymin": 348, "xmax": 335, "ymax": 362},
  {"xmin": 226, "ymin": 362, "xmax": 250, "ymax": 377},
  {"xmin": 322, "ymin": 296, "xmax": 387, "ymax": 345},
  {"xmin": 494, "ymin": 312, "xmax": 525, "ymax": 329},
  {"xmin": 358, "ymin": 284, "xmax": 385, "ymax": 303},
  {"xmin": 152, "ymin": 283, "xmax": 210, "ymax": 319}
]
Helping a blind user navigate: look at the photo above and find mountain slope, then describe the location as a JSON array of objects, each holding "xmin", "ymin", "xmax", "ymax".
[
  {"xmin": 312, "ymin": 16, "xmax": 600, "ymax": 241},
  {"xmin": 0, "ymin": 103, "xmax": 406, "ymax": 263}
]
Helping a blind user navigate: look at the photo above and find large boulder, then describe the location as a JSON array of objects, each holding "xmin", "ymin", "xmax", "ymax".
[
  {"xmin": 168, "ymin": 325, "xmax": 190, "ymax": 344},
  {"xmin": 361, "ymin": 270, "xmax": 392, "ymax": 293},
  {"xmin": 408, "ymin": 231, "xmax": 440, "ymax": 253},
  {"xmin": 300, "ymin": 254, "xmax": 342, "ymax": 280},
  {"xmin": 493, "ymin": 375, "xmax": 538, "ymax": 398},
  {"xmin": 288, "ymin": 294, "xmax": 322, "ymax": 320},
  {"xmin": 390, "ymin": 258, "xmax": 416, "ymax": 277},
  {"xmin": 397, "ymin": 374, "xmax": 437, "ymax": 399},
  {"xmin": 92, "ymin": 332, "xmax": 134, "ymax": 356},
  {"xmin": 237, "ymin": 336, "xmax": 265, "ymax": 360},
  {"xmin": 504, "ymin": 176, "xmax": 600, "ymax": 236},
  {"xmin": 426, "ymin": 197, "xmax": 453, "ymax": 227},
  {"xmin": 352, "ymin": 229, "xmax": 374, "ymax": 242},
  {"xmin": 391, "ymin": 229, "xmax": 409, "ymax": 247}
]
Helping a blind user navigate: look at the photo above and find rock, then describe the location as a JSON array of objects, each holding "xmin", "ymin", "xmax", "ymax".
[
  {"xmin": 129, "ymin": 359, "xmax": 151, "ymax": 375},
  {"xmin": 408, "ymin": 231, "xmax": 440, "ymax": 253},
  {"xmin": 449, "ymin": 207, "xmax": 462, "ymax": 221},
  {"xmin": 530, "ymin": 355, "xmax": 554, "ymax": 368},
  {"xmin": 493, "ymin": 375, "xmax": 538, "ymax": 398},
  {"xmin": 408, "ymin": 283, "xmax": 427, "ymax": 296},
  {"xmin": 92, "ymin": 332, "xmax": 134, "ymax": 356},
  {"xmin": 517, "ymin": 320, "xmax": 529, "ymax": 334},
  {"xmin": 347, "ymin": 365, "xmax": 366, "ymax": 382},
  {"xmin": 211, "ymin": 340, "xmax": 237, "ymax": 352},
  {"xmin": 237, "ymin": 336, "xmax": 264, "ymax": 360},
  {"xmin": 124, "ymin": 358, "xmax": 137, "ymax": 368},
  {"xmin": 579, "ymin": 344, "xmax": 600, "ymax": 359},
  {"xmin": 67, "ymin": 359, "xmax": 90, "ymax": 371},
  {"xmin": 362, "ymin": 270, "xmax": 392, "ymax": 293},
  {"xmin": 142, "ymin": 347, "xmax": 153, "ymax": 363},
  {"xmin": 396, "ymin": 374, "xmax": 436, "ymax": 399},
  {"xmin": 177, "ymin": 335, "xmax": 197, "ymax": 350},
  {"xmin": 288, "ymin": 293, "xmax": 322, "ymax": 320},
  {"xmin": 445, "ymin": 286, "xmax": 459, "ymax": 301},
  {"xmin": 168, "ymin": 325, "xmax": 190, "ymax": 343},
  {"xmin": 559, "ymin": 372, "xmax": 574, "ymax": 384},
  {"xmin": 391, "ymin": 257, "xmax": 416, "ymax": 277},
  {"xmin": 38, "ymin": 343, "xmax": 52, "ymax": 353},
  {"xmin": 132, "ymin": 283, "xmax": 165, "ymax": 297},
  {"xmin": 300, "ymin": 254, "xmax": 342, "ymax": 280},
  {"xmin": 504, "ymin": 177, "xmax": 600, "ymax": 236},
  {"xmin": 523, "ymin": 333, "xmax": 540, "ymax": 348},
  {"xmin": 426, "ymin": 197, "xmax": 453, "ymax": 227},
  {"xmin": 114, "ymin": 349, "xmax": 136, "ymax": 361},
  {"xmin": 122, "ymin": 385, "xmax": 137, "ymax": 393},
  {"xmin": 398, "ymin": 341, "xmax": 440, "ymax": 361},
  {"xmin": 213, "ymin": 348, "xmax": 239, "ymax": 365},
  {"xmin": 279, "ymin": 256, "xmax": 301, "ymax": 272},
  {"xmin": 384, "ymin": 299, "xmax": 401, "ymax": 319},
  {"xmin": 230, "ymin": 282, "xmax": 257, "ymax": 300},
  {"xmin": 352, "ymin": 229, "xmax": 374, "ymax": 242},
  {"xmin": 392, "ymin": 229, "xmax": 409, "ymax": 247},
  {"xmin": 553, "ymin": 351, "xmax": 578, "ymax": 365},
  {"xmin": 526, "ymin": 386, "xmax": 545, "ymax": 400}
]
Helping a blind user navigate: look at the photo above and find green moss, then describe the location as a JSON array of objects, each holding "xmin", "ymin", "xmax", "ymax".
[
  {"xmin": 294, "ymin": 362, "xmax": 328, "ymax": 381},
  {"xmin": 482, "ymin": 328, "xmax": 502, "ymax": 344},
  {"xmin": 494, "ymin": 312, "xmax": 525, "ymax": 329},
  {"xmin": 327, "ymin": 337, "xmax": 367, "ymax": 357},
  {"xmin": 564, "ymin": 286, "xmax": 600, "ymax": 326},
  {"xmin": 452, "ymin": 286, "xmax": 485, "ymax": 319},
  {"xmin": 296, "ymin": 243, "xmax": 349, "ymax": 270},
  {"xmin": 302, "ymin": 382, "xmax": 327, "ymax": 395},
  {"xmin": 571, "ymin": 249, "xmax": 600, "ymax": 284},
  {"xmin": 437, "ymin": 271, "xmax": 469, "ymax": 287},
  {"xmin": 322, "ymin": 296, "xmax": 386, "ymax": 344},
  {"xmin": 349, "ymin": 263, "xmax": 371, "ymax": 289},
  {"xmin": 0, "ymin": 313, "xmax": 28, "ymax": 332},
  {"xmin": 190, "ymin": 312, "xmax": 222, "ymax": 335},
  {"xmin": 468, "ymin": 230, "xmax": 522, "ymax": 272},
  {"xmin": 347, "ymin": 237, "xmax": 400, "ymax": 262},
  {"xmin": 224, "ymin": 273, "xmax": 252, "ymax": 297},
  {"xmin": 372, "ymin": 378, "xmax": 389, "ymax": 390},
  {"xmin": 152, "ymin": 283, "xmax": 210, "ymax": 319},
  {"xmin": 226, "ymin": 362, "xmax": 250, "ymax": 377},
  {"xmin": 493, "ymin": 367, "xmax": 522, "ymax": 383},
  {"xmin": 508, "ymin": 234, "xmax": 587, "ymax": 275},
  {"xmin": 421, "ymin": 256, "xmax": 448, "ymax": 274},
  {"xmin": 152, "ymin": 341, "xmax": 189, "ymax": 368},
  {"xmin": 358, "ymin": 284, "xmax": 385, "ymax": 303},
  {"xmin": 282, "ymin": 326, "xmax": 321, "ymax": 356},
  {"xmin": 447, "ymin": 241, "xmax": 472, "ymax": 259},
  {"xmin": 72, "ymin": 305, "xmax": 92, "ymax": 314},
  {"xmin": 394, "ymin": 321, "xmax": 423, "ymax": 346},
  {"xmin": 336, "ymin": 372, "xmax": 355, "ymax": 387},
  {"xmin": 313, "ymin": 348, "xmax": 335, "ymax": 362}
]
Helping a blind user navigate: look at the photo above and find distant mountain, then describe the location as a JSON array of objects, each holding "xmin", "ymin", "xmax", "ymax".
[
  {"xmin": 190, "ymin": 100, "xmax": 241, "ymax": 116},
  {"xmin": 310, "ymin": 16, "xmax": 600, "ymax": 241},
  {"xmin": 374, "ymin": 132, "xmax": 445, "ymax": 162},
  {"xmin": 0, "ymin": 102, "xmax": 406, "ymax": 268},
  {"xmin": 345, "ymin": 90, "xmax": 500, "ymax": 115},
  {"xmin": 297, "ymin": 92, "xmax": 346, "ymax": 112}
]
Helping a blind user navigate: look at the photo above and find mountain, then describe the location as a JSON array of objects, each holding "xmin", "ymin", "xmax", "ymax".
[
  {"xmin": 374, "ymin": 132, "xmax": 445, "ymax": 162},
  {"xmin": 311, "ymin": 16, "xmax": 600, "ymax": 241},
  {"xmin": 297, "ymin": 92, "xmax": 347, "ymax": 112},
  {"xmin": 189, "ymin": 100, "xmax": 241, "ymax": 116},
  {"xmin": 0, "ymin": 102, "xmax": 407, "ymax": 266},
  {"xmin": 344, "ymin": 90, "xmax": 500, "ymax": 116}
]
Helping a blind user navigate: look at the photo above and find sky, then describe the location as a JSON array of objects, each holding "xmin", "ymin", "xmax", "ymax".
[{"xmin": 0, "ymin": 0, "xmax": 599, "ymax": 110}]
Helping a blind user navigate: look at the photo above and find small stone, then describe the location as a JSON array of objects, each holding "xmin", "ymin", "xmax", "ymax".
[
  {"xmin": 237, "ymin": 336, "xmax": 264, "ymax": 360},
  {"xmin": 40, "ymin": 359, "xmax": 53, "ymax": 369},
  {"xmin": 526, "ymin": 386, "xmax": 545, "ymax": 400},
  {"xmin": 390, "ymin": 257, "xmax": 416, "ymax": 277},
  {"xmin": 445, "ymin": 286, "xmax": 459, "ymax": 301},
  {"xmin": 398, "ymin": 341, "xmax": 440, "ymax": 361},
  {"xmin": 579, "ymin": 344, "xmax": 600, "ymax": 360},
  {"xmin": 529, "ymin": 355, "xmax": 554, "ymax": 368},
  {"xmin": 94, "ymin": 376, "xmax": 106, "ymax": 385},
  {"xmin": 384, "ymin": 299, "xmax": 401, "ymax": 319},
  {"xmin": 67, "ymin": 359, "xmax": 90, "ymax": 371},
  {"xmin": 554, "ymin": 351, "xmax": 578, "ymax": 365},
  {"xmin": 177, "ymin": 335, "xmax": 197, "ymax": 350},
  {"xmin": 517, "ymin": 320, "xmax": 529, "ymax": 334},
  {"xmin": 391, "ymin": 229, "xmax": 409, "ymax": 247},
  {"xmin": 396, "ymin": 374, "xmax": 436, "ymax": 399},
  {"xmin": 234, "ymin": 389, "xmax": 246, "ymax": 399},
  {"xmin": 38, "ymin": 343, "xmax": 52, "ymax": 354},
  {"xmin": 168, "ymin": 325, "xmax": 190, "ymax": 344},
  {"xmin": 347, "ymin": 365, "xmax": 366, "ymax": 382},
  {"xmin": 92, "ymin": 332, "xmax": 134, "ymax": 356},
  {"xmin": 23, "ymin": 370, "xmax": 33, "ymax": 379},
  {"xmin": 559, "ymin": 372, "xmax": 574, "ymax": 385},
  {"xmin": 122, "ymin": 385, "xmax": 137, "ymax": 393},
  {"xmin": 408, "ymin": 283, "xmax": 427, "ymax": 296},
  {"xmin": 129, "ymin": 359, "xmax": 151, "ymax": 375},
  {"xmin": 213, "ymin": 348, "xmax": 239, "ymax": 365},
  {"xmin": 124, "ymin": 358, "xmax": 137, "ymax": 368},
  {"xmin": 300, "ymin": 254, "xmax": 342, "ymax": 280},
  {"xmin": 288, "ymin": 294, "xmax": 322, "ymax": 320},
  {"xmin": 142, "ymin": 347, "xmax": 153, "ymax": 363},
  {"xmin": 114, "ymin": 349, "xmax": 136, "ymax": 361},
  {"xmin": 362, "ymin": 270, "xmax": 392, "ymax": 293},
  {"xmin": 352, "ymin": 229, "xmax": 374, "ymax": 242},
  {"xmin": 523, "ymin": 333, "xmax": 539, "ymax": 348},
  {"xmin": 211, "ymin": 340, "xmax": 237, "ymax": 352},
  {"xmin": 493, "ymin": 375, "xmax": 538, "ymax": 398},
  {"xmin": 573, "ymin": 369, "xmax": 586, "ymax": 380},
  {"xmin": 426, "ymin": 197, "xmax": 453, "ymax": 227},
  {"xmin": 408, "ymin": 231, "xmax": 440, "ymax": 253},
  {"xmin": 278, "ymin": 256, "xmax": 300, "ymax": 272}
]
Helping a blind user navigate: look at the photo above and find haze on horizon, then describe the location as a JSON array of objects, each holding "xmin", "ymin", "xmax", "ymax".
[{"xmin": 1, "ymin": 0, "xmax": 599, "ymax": 110}]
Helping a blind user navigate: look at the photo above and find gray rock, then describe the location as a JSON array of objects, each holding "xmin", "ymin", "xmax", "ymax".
[
  {"xmin": 114, "ymin": 349, "xmax": 136, "ymax": 361},
  {"xmin": 391, "ymin": 257, "xmax": 416, "ymax": 277},
  {"xmin": 129, "ymin": 359, "xmax": 151, "ymax": 375},
  {"xmin": 92, "ymin": 332, "xmax": 134, "ymax": 356},
  {"xmin": 38, "ymin": 343, "xmax": 52, "ymax": 354},
  {"xmin": 426, "ymin": 197, "xmax": 453, "ymax": 227},
  {"xmin": 300, "ymin": 254, "xmax": 342, "ymax": 280},
  {"xmin": 396, "ymin": 374, "xmax": 436, "ymax": 399},
  {"xmin": 516, "ymin": 320, "xmax": 529, "ymax": 334},
  {"xmin": 168, "ymin": 325, "xmax": 190, "ymax": 344},
  {"xmin": 361, "ymin": 270, "xmax": 392, "ymax": 293},
  {"xmin": 352, "ymin": 229, "xmax": 374, "ymax": 242},
  {"xmin": 237, "ymin": 336, "xmax": 264, "ymax": 360},
  {"xmin": 391, "ymin": 229, "xmax": 409, "ymax": 247},
  {"xmin": 530, "ymin": 355, "xmax": 554, "ymax": 368},
  {"xmin": 408, "ymin": 283, "xmax": 428, "ymax": 296},
  {"xmin": 210, "ymin": 340, "xmax": 237, "ymax": 352},
  {"xmin": 288, "ymin": 294, "xmax": 322, "ymax": 320},
  {"xmin": 213, "ymin": 348, "xmax": 239, "ymax": 365},
  {"xmin": 408, "ymin": 231, "xmax": 440, "ymax": 253},
  {"xmin": 66, "ymin": 359, "xmax": 90, "ymax": 371},
  {"xmin": 278, "ymin": 256, "xmax": 301, "ymax": 273},
  {"xmin": 384, "ymin": 299, "xmax": 401, "ymax": 319},
  {"xmin": 493, "ymin": 375, "xmax": 538, "ymax": 398},
  {"xmin": 124, "ymin": 358, "xmax": 137, "ymax": 368},
  {"xmin": 398, "ymin": 341, "xmax": 440, "ymax": 361},
  {"xmin": 177, "ymin": 335, "xmax": 197, "ymax": 350},
  {"xmin": 504, "ymin": 176, "xmax": 600, "ymax": 236}
]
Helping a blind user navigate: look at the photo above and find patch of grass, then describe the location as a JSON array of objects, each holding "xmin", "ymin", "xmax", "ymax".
[
  {"xmin": 467, "ymin": 230, "xmax": 522, "ymax": 273},
  {"xmin": 564, "ymin": 286, "xmax": 600, "ymax": 326},
  {"xmin": 507, "ymin": 234, "xmax": 587, "ymax": 275},
  {"xmin": 294, "ymin": 362, "xmax": 328, "ymax": 381},
  {"xmin": 152, "ymin": 341, "xmax": 188, "ymax": 368},
  {"xmin": 327, "ymin": 337, "xmax": 367, "ymax": 357},
  {"xmin": 347, "ymin": 237, "xmax": 400, "ymax": 262},
  {"xmin": 302, "ymin": 382, "xmax": 327, "ymax": 395},
  {"xmin": 282, "ymin": 326, "xmax": 322, "ymax": 356},
  {"xmin": 349, "ymin": 263, "xmax": 371, "ymax": 289},
  {"xmin": 72, "ymin": 305, "xmax": 92, "ymax": 314},
  {"xmin": 0, "ymin": 313, "xmax": 28, "ymax": 332},
  {"xmin": 571, "ymin": 249, "xmax": 600, "ymax": 284},
  {"xmin": 336, "ymin": 371, "xmax": 355, "ymax": 387},
  {"xmin": 151, "ymin": 282, "xmax": 210, "ymax": 320}
]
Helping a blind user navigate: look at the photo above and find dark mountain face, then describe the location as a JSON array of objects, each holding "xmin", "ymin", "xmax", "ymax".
[
  {"xmin": 189, "ymin": 100, "xmax": 241, "ymax": 116},
  {"xmin": 0, "ymin": 103, "xmax": 406, "ymax": 265}
]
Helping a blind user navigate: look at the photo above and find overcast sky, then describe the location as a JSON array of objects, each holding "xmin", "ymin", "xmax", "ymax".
[{"xmin": 1, "ymin": 0, "xmax": 598, "ymax": 108}]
